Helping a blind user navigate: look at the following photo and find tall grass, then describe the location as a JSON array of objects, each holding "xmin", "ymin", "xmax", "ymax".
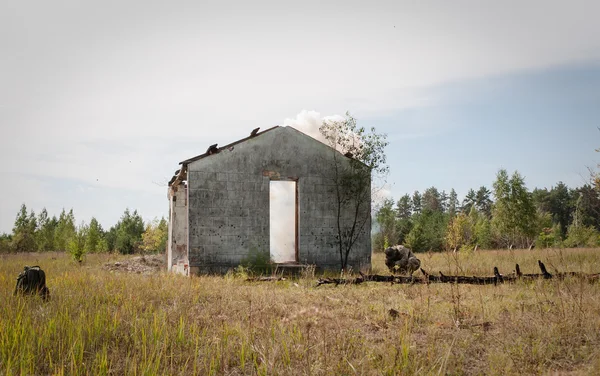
[{"xmin": 1, "ymin": 249, "xmax": 600, "ymax": 375}]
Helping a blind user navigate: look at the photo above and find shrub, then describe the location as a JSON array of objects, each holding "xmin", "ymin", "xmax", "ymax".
[
  {"xmin": 564, "ymin": 224, "xmax": 600, "ymax": 248},
  {"xmin": 0, "ymin": 233, "xmax": 13, "ymax": 253},
  {"xmin": 240, "ymin": 248, "xmax": 274, "ymax": 275},
  {"xmin": 68, "ymin": 224, "xmax": 88, "ymax": 263},
  {"xmin": 536, "ymin": 225, "xmax": 563, "ymax": 249}
]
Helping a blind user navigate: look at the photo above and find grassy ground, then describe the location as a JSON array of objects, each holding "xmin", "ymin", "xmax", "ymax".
[{"xmin": 1, "ymin": 248, "xmax": 600, "ymax": 375}]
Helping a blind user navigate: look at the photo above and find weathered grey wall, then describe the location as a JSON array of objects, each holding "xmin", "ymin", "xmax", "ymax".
[
  {"xmin": 167, "ymin": 183, "xmax": 189, "ymax": 274},
  {"xmin": 187, "ymin": 126, "xmax": 371, "ymax": 274}
]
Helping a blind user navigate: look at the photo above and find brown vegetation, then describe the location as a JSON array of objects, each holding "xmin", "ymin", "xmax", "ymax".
[{"xmin": 1, "ymin": 248, "xmax": 600, "ymax": 375}]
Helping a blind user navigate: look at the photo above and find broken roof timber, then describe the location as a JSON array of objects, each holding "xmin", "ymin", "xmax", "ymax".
[
  {"xmin": 179, "ymin": 126, "xmax": 279, "ymax": 166},
  {"xmin": 169, "ymin": 164, "xmax": 188, "ymax": 189}
]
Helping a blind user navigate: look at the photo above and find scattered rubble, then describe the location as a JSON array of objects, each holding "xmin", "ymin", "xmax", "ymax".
[{"xmin": 103, "ymin": 255, "xmax": 165, "ymax": 274}]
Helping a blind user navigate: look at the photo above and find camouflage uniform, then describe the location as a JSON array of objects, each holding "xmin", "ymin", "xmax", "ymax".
[{"xmin": 384, "ymin": 245, "xmax": 421, "ymax": 275}]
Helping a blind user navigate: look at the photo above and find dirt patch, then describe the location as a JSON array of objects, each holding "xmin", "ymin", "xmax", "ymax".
[{"xmin": 103, "ymin": 255, "xmax": 165, "ymax": 274}]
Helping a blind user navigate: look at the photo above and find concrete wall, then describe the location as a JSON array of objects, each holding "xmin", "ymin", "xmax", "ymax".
[
  {"xmin": 187, "ymin": 126, "xmax": 371, "ymax": 274},
  {"xmin": 167, "ymin": 183, "xmax": 189, "ymax": 274}
]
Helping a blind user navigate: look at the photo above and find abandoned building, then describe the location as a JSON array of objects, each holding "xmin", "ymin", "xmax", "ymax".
[{"xmin": 166, "ymin": 126, "xmax": 371, "ymax": 275}]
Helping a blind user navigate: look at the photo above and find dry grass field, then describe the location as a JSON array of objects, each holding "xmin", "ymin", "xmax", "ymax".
[{"xmin": 1, "ymin": 248, "xmax": 600, "ymax": 375}]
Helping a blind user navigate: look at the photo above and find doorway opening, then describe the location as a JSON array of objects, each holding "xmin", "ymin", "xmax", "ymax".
[{"xmin": 269, "ymin": 180, "xmax": 298, "ymax": 263}]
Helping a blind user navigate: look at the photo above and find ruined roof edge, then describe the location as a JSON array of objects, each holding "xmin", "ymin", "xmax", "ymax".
[
  {"xmin": 285, "ymin": 126, "xmax": 371, "ymax": 169},
  {"xmin": 179, "ymin": 126, "xmax": 280, "ymax": 165}
]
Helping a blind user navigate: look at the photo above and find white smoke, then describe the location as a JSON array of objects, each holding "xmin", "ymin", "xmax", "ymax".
[{"xmin": 283, "ymin": 110, "xmax": 344, "ymax": 144}]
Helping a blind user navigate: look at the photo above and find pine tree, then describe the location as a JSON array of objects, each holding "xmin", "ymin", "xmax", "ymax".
[
  {"xmin": 475, "ymin": 186, "xmax": 493, "ymax": 217},
  {"xmin": 448, "ymin": 189, "xmax": 459, "ymax": 218},
  {"xmin": 55, "ymin": 208, "xmax": 76, "ymax": 251},
  {"xmin": 422, "ymin": 187, "xmax": 442, "ymax": 213},
  {"xmin": 11, "ymin": 204, "xmax": 37, "ymax": 252},
  {"xmin": 491, "ymin": 169, "xmax": 537, "ymax": 248},
  {"xmin": 85, "ymin": 217, "xmax": 104, "ymax": 253},
  {"xmin": 462, "ymin": 189, "xmax": 477, "ymax": 214},
  {"xmin": 36, "ymin": 208, "xmax": 56, "ymax": 251},
  {"xmin": 396, "ymin": 194, "xmax": 412, "ymax": 220},
  {"xmin": 439, "ymin": 190, "xmax": 449, "ymax": 213},
  {"xmin": 411, "ymin": 191, "xmax": 422, "ymax": 214},
  {"xmin": 405, "ymin": 210, "xmax": 447, "ymax": 252},
  {"xmin": 115, "ymin": 209, "xmax": 145, "ymax": 254}
]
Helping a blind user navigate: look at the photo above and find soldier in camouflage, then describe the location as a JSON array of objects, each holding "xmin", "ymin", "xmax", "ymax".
[{"xmin": 384, "ymin": 245, "xmax": 421, "ymax": 276}]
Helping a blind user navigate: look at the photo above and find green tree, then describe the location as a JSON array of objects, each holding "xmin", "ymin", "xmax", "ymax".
[
  {"xmin": 564, "ymin": 224, "xmax": 599, "ymax": 247},
  {"xmin": 535, "ymin": 213, "xmax": 563, "ymax": 249},
  {"xmin": 394, "ymin": 194, "xmax": 414, "ymax": 245},
  {"xmin": 374, "ymin": 199, "xmax": 397, "ymax": 252},
  {"xmin": 533, "ymin": 183, "xmax": 574, "ymax": 237},
  {"xmin": 395, "ymin": 218, "xmax": 414, "ymax": 246},
  {"xmin": 474, "ymin": 215, "xmax": 492, "ymax": 249},
  {"xmin": 439, "ymin": 190, "xmax": 449, "ymax": 213},
  {"xmin": 105, "ymin": 226, "xmax": 118, "ymax": 252},
  {"xmin": 55, "ymin": 209, "xmax": 76, "ymax": 251},
  {"xmin": 0, "ymin": 233, "xmax": 12, "ymax": 253},
  {"xmin": 532, "ymin": 188, "xmax": 551, "ymax": 214},
  {"xmin": 448, "ymin": 188, "xmax": 459, "ymax": 217},
  {"xmin": 572, "ymin": 185, "xmax": 600, "ymax": 231},
  {"xmin": 11, "ymin": 204, "xmax": 37, "ymax": 252},
  {"xmin": 462, "ymin": 189, "xmax": 476, "ymax": 214},
  {"xmin": 445, "ymin": 212, "xmax": 473, "ymax": 252},
  {"xmin": 114, "ymin": 209, "xmax": 145, "ymax": 254},
  {"xmin": 422, "ymin": 187, "xmax": 442, "ymax": 213},
  {"xmin": 411, "ymin": 191, "xmax": 422, "ymax": 214},
  {"xmin": 36, "ymin": 208, "xmax": 56, "ymax": 252},
  {"xmin": 405, "ymin": 220, "xmax": 426, "ymax": 253},
  {"xmin": 68, "ymin": 222, "xmax": 88, "ymax": 263},
  {"xmin": 319, "ymin": 112, "xmax": 388, "ymax": 271},
  {"xmin": 405, "ymin": 210, "xmax": 447, "ymax": 252},
  {"xmin": 141, "ymin": 217, "xmax": 169, "ymax": 254},
  {"xmin": 85, "ymin": 217, "xmax": 106, "ymax": 253},
  {"xmin": 593, "ymin": 138, "xmax": 600, "ymax": 192},
  {"xmin": 396, "ymin": 194, "xmax": 412, "ymax": 220},
  {"xmin": 491, "ymin": 169, "xmax": 537, "ymax": 248},
  {"xmin": 475, "ymin": 186, "xmax": 493, "ymax": 217},
  {"xmin": 157, "ymin": 217, "xmax": 168, "ymax": 251},
  {"xmin": 564, "ymin": 190, "xmax": 600, "ymax": 247},
  {"xmin": 549, "ymin": 183, "xmax": 573, "ymax": 236}
]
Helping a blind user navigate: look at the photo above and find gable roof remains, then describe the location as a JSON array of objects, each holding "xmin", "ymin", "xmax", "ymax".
[
  {"xmin": 179, "ymin": 126, "xmax": 280, "ymax": 166},
  {"xmin": 168, "ymin": 125, "xmax": 370, "ymax": 188}
]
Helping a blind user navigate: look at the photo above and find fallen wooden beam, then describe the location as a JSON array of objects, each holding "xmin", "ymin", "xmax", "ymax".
[
  {"xmin": 246, "ymin": 276, "xmax": 287, "ymax": 282},
  {"xmin": 422, "ymin": 269, "xmax": 507, "ymax": 285},
  {"xmin": 314, "ymin": 260, "xmax": 600, "ymax": 287},
  {"xmin": 316, "ymin": 276, "xmax": 366, "ymax": 286}
]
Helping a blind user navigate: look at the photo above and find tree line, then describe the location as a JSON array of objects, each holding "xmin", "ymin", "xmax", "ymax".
[
  {"xmin": 0, "ymin": 205, "xmax": 168, "ymax": 261},
  {"xmin": 2, "ymin": 168, "xmax": 598, "ymax": 258},
  {"xmin": 374, "ymin": 169, "xmax": 600, "ymax": 253}
]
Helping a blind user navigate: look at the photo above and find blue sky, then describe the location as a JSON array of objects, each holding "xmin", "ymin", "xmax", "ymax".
[
  {"xmin": 375, "ymin": 63, "xmax": 600, "ymax": 200},
  {"xmin": 1, "ymin": 0, "xmax": 600, "ymax": 233}
]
